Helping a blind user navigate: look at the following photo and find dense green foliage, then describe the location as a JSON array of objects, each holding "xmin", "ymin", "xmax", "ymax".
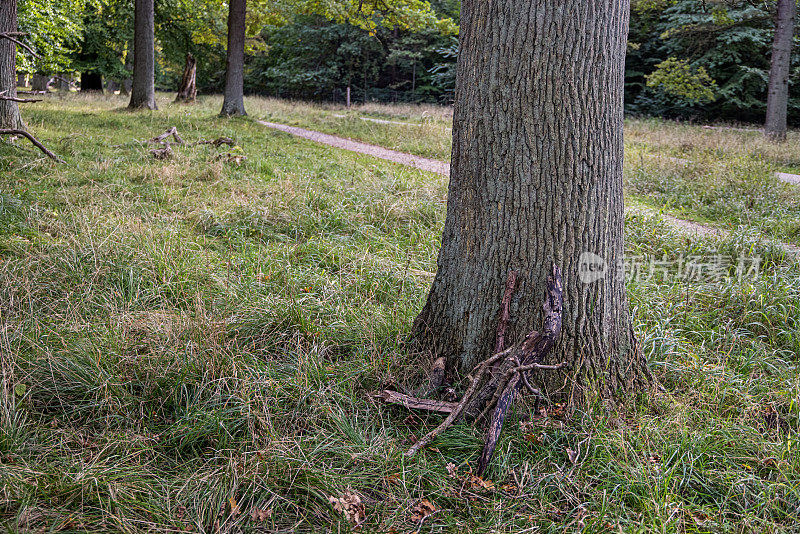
[
  {"xmin": 248, "ymin": 16, "xmax": 457, "ymax": 103},
  {"xmin": 13, "ymin": 0, "xmax": 799, "ymax": 122},
  {"xmin": 627, "ymin": 0, "xmax": 800, "ymax": 123}
]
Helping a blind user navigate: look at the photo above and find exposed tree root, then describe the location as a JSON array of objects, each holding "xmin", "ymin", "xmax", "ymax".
[
  {"xmin": 379, "ymin": 264, "xmax": 565, "ymax": 474},
  {"xmin": 0, "ymin": 129, "xmax": 65, "ymax": 163}
]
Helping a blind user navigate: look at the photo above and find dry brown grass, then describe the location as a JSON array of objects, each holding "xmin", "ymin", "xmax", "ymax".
[{"xmin": 626, "ymin": 119, "xmax": 800, "ymax": 168}]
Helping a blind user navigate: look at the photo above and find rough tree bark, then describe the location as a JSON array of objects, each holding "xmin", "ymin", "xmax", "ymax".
[
  {"xmin": 129, "ymin": 0, "xmax": 157, "ymax": 109},
  {"xmin": 0, "ymin": 0, "xmax": 24, "ymax": 129},
  {"xmin": 765, "ymin": 0, "xmax": 796, "ymax": 142},
  {"xmin": 16, "ymin": 72, "xmax": 26, "ymax": 88},
  {"xmin": 411, "ymin": 0, "xmax": 649, "ymax": 406},
  {"xmin": 174, "ymin": 53, "xmax": 197, "ymax": 103},
  {"xmin": 219, "ymin": 0, "xmax": 246, "ymax": 116}
]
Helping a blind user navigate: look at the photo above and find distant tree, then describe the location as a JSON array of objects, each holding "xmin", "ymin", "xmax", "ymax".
[
  {"xmin": 129, "ymin": 0, "xmax": 157, "ymax": 108},
  {"xmin": 765, "ymin": 0, "xmax": 796, "ymax": 141},
  {"xmin": 16, "ymin": 0, "xmax": 83, "ymax": 84},
  {"xmin": 220, "ymin": 0, "xmax": 247, "ymax": 116},
  {"xmin": 626, "ymin": 0, "xmax": 789, "ymax": 122},
  {"xmin": 174, "ymin": 52, "xmax": 196, "ymax": 102},
  {"xmin": 30, "ymin": 72, "xmax": 49, "ymax": 91}
]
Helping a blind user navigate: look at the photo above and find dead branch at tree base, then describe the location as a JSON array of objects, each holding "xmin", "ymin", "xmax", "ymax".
[
  {"xmin": 378, "ymin": 263, "xmax": 565, "ymax": 475},
  {"xmin": 0, "ymin": 129, "xmax": 65, "ymax": 163},
  {"xmin": 374, "ymin": 390, "xmax": 457, "ymax": 414}
]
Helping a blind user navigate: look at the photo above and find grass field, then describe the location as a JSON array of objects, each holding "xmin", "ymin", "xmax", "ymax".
[{"xmin": 1, "ymin": 93, "xmax": 799, "ymax": 532}]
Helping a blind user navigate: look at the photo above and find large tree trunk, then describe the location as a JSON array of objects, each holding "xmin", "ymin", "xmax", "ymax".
[
  {"xmin": 765, "ymin": 0, "xmax": 796, "ymax": 142},
  {"xmin": 0, "ymin": 0, "xmax": 24, "ymax": 130},
  {"xmin": 128, "ymin": 0, "xmax": 157, "ymax": 110},
  {"xmin": 412, "ymin": 0, "xmax": 648, "ymax": 406},
  {"xmin": 174, "ymin": 53, "xmax": 197, "ymax": 103},
  {"xmin": 219, "ymin": 0, "xmax": 246, "ymax": 116},
  {"xmin": 16, "ymin": 72, "xmax": 26, "ymax": 88},
  {"xmin": 80, "ymin": 72, "xmax": 103, "ymax": 92}
]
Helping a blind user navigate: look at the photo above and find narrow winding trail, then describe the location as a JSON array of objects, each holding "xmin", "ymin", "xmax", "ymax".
[
  {"xmin": 256, "ymin": 120, "xmax": 450, "ymax": 176},
  {"xmin": 257, "ymin": 119, "xmax": 800, "ymax": 258}
]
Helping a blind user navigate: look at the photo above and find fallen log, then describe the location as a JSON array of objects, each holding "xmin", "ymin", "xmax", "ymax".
[{"xmin": 150, "ymin": 143, "xmax": 173, "ymax": 160}]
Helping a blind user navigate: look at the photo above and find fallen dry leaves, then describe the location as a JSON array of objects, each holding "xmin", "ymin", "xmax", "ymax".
[
  {"xmin": 445, "ymin": 462, "xmax": 495, "ymax": 493},
  {"xmin": 250, "ymin": 506, "xmax": 272, "ymax": 522},
  {"xmin": 328, "ymin": 489, "xmax": 366, "ymax": 526},
  {"xmin": 409, "ymin": 499, "xmax": 437, "ymax": 523}
]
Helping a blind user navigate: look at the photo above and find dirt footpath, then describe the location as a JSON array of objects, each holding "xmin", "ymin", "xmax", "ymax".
[{"xmin": 256, "ymin": 120, "xmax": 450, "ymax": 177}]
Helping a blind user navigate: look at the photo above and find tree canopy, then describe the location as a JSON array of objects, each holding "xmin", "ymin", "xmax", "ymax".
[{"xmin": 10, "ymin": 0, "xmax": 800, "ymax": 123}]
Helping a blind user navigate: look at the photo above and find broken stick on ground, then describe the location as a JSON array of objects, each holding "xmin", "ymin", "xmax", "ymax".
[
  {"xmin": 148, "ymin": 127, "xmax": 238, "ymax": 159},
  {"xmin": 0, "ymin": 129, "xmax": 65, "ymax": 163},
  {"xmin": 150, "ymin": 126, "xmax": 185, "ymax": 145},
  {"xmin": 378, "ymin": 264, "xmax": 565, "ymax": 475}
]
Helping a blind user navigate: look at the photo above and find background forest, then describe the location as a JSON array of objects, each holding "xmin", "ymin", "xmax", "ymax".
[{"xmin": 14, "ymin": 0, "xmax": 800, "ymax": 123}]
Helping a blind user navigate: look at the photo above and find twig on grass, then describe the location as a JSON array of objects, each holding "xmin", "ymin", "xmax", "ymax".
[{"xmin": 0, "ymin": 129, "xmax": 65, "ymax": 163}]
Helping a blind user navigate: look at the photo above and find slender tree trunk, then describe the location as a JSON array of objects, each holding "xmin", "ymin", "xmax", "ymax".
[
  {"xmin": 121, "ymin": 43, "xmax": 133, "ymax": 96},
  {"xmin": 174, "ymin": 53, "xmax": 197, "ymax": 103},
  {"xmin": 57, "ymin": 73, "xmax": 70, "ymax": 91},
  {"xmin": 31, "ymin": 73, "xmax": 49, "ymax": 92},
  {"xmin": 81, "ymin": 72, "xmax": 103, "ymax": 92},
  {"xmin": 765, "ymin": 0, "xmax": 796, "ymax": 142},
  {"xmin": 219, "ymin": 0, "xmax": 246, "ymax": 116},
  {"xmin": 0, "ymin": 0, "xmax": 24, "ymax": 130},
  {"xmin": 412, "ymin": 0, "xmax": 648, "ymax": 406},
  {"xmin": 129, "ymin": 0, "xmax": 157, "ymax": 110}
]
